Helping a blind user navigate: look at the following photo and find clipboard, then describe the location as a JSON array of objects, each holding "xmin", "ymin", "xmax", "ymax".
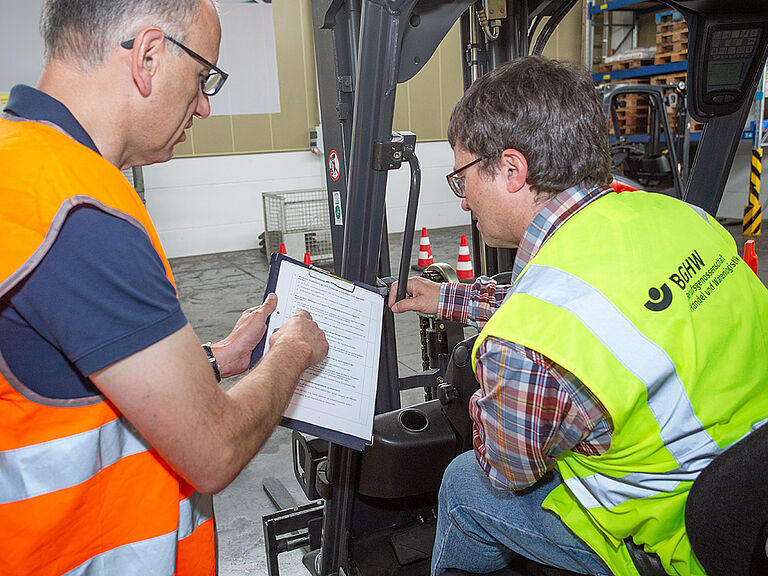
[{"xmin": 249, "ymin": 252, "xmax": 384, "ymax": 451}]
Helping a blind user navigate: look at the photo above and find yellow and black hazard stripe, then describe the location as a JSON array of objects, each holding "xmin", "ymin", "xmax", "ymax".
[{"xmin": 744, "ymin": 148, "xmax": 762, "ymax": 235}]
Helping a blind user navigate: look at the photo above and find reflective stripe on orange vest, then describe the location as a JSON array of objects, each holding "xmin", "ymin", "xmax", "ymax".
[
  {"xmin": 61, "ymin": 492, "xmax": 214, "ymax": 576},
  {"xmin": 0, "ymin": 416, "xmax": 150, "ymax": 504},
  {"xmin": 0, "ymin": 116, "xmax": 215, "ymax": 575}
]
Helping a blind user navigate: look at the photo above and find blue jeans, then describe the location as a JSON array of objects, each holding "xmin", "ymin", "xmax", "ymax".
[{"xmin": 431, "ymin": 451, "xmax": 613, "ymax": 576}]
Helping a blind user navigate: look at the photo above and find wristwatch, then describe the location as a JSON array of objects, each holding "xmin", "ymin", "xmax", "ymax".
[{"xmin": 202, "ymin": 342, "xmax": 221, "ymax": 383}]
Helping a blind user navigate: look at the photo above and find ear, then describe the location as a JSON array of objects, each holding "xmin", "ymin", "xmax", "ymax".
[
  {"xmin": 128, "ymin": 27, "xmax": 165, "ymax": 98},
  {"xmin": 499, "ymin": 148, "xmax": 529, "ymax": 194}
]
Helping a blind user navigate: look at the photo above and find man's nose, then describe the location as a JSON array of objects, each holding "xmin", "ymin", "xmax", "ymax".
[{"xmin": 194, "ymin": 91, "xmax": 211, "ymax": 119}]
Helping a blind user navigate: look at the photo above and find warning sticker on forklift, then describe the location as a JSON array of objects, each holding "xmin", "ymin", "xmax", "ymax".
[
  {"xmin": 332, "ymin": 191, "xmax": 343, "ymax": 225},
  {"xmin": 328, "ymin": 150, "xmax": 340, "ymax": 181}
]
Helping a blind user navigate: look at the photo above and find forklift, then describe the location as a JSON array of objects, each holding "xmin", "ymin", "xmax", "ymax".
[
  {"xmin": 263, "ymin": 1, "xmax": 768, "ymax": 575},
  {"xmin": 600, "ymin": 81, "xmax": 689, "ymax": 197}
]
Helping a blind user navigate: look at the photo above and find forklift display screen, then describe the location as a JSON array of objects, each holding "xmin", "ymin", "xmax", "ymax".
[
  {"xmin": 708, "ymin": 62, "xmax": 743, "ymax": 86},
  {"xmin": 703, "ymin": 26, "xmax": 762, "ymax": 105}
]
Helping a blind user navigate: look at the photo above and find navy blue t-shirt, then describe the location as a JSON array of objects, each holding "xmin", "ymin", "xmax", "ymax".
[{"xmin": 0, "ymin": 85, "xmax": 187, "ymax": 399}]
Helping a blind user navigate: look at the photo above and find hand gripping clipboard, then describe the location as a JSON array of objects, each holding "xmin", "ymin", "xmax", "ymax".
[{"xmin": 249, "ymin": 252, "xmax": 384, "ymax": 451}]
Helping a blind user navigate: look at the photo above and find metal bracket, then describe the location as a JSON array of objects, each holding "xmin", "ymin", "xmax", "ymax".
[
  {"xmin": 372, "ymin": 131, "xmax": 417, "ymax": 171},
  {"xmin": 337, "ymin": 101, "xmax": 349, "ymax": 121},
  {"xmin": 339, "ymin": 75, "xmax": 353, "ymax": 93},
  {"xmin": 465, "ymin": 42, "xmax": 487, "ymax": 68},
  {"xmin": 484, "ymin": 0, "xmax": 507, "ymax": 19},
  {"xmin": 373, "ymin": 139, "xmax": 403, "ymax": 171},
  {"xmin": 292, "ymin": 431, "xmax": 329, "ymax": 501},
  {"xmin": 322, "ymin": 0, "xmax": 345, "ymax": 29},
  {"xmin": 398, "ymin": 368, "xmax": 443, "ymax": 391},
  {"xmin": 263, "ymin": 501, "xmax": 325, "ymax": 576},
  {"xmin": 399, "ymin": 130, "xmax": 417, "ymax": 158},
  {"xmin": 437, "ymin": 382, "xmax": 459, "ymax": 404}
]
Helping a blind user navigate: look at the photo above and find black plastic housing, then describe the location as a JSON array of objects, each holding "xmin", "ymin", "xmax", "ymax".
[{"xmin": 358, "ymin": 400, "xmax": 456, "ymax": 498}]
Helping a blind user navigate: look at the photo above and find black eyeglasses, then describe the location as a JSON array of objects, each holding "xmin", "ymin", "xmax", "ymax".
[
  {"xmin": 121, "ymin": 35, "xmax": 229, "ymax": 96},
  {"xmin": 446, "ymin": 156, "xmax": 484, "ymax": 198}
]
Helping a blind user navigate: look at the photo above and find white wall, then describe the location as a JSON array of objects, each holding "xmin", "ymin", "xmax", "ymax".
[
  {"xmin": 383, "ymin": 141, "xmax": 472, "ymax": 235},
  {"xmin": 143, "ymin": 141, "xmax": 469, "ymax": 258},
  {"xmin": 144, "ymin": 138, "xmax": 758, "ymax": 259},
  {"xmin": 0, "ymin": 0, "xmax": 45, "ymax": 92}
]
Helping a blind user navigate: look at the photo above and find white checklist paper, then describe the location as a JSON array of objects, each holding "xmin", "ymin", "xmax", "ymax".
[{"xmin": 260, "ymin": 257, "xmax": 383, "ymax": 449}]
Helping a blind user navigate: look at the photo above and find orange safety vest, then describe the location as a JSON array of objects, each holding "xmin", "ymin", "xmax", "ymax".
[{"xmin": 0, "ymin": 116, "xmax": 216, "ymax": 575}]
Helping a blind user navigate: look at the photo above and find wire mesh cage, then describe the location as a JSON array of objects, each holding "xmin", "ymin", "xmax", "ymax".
[{"xmin": 262, "ymin": 189, "xmax": 333, "ymax": 263}]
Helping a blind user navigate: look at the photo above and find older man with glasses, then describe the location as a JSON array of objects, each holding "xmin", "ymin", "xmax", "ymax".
[{"xmin": 0, "ymin": 1, "xmax": 328, "ymax": 574}]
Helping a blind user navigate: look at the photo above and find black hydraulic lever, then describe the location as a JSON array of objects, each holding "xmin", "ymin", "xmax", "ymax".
[{"xmin": 394, "ymin": 132, "xmax": 420, "ymax": 302}]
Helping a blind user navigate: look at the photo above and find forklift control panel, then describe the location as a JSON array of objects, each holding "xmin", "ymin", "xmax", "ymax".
[
  {"xmin": 691, "ymin": 19, "xmax": 768, "ymax": 118},
  {"xmin": 706, "ymin": 26, "xmax": 761, "ymax": 102}
]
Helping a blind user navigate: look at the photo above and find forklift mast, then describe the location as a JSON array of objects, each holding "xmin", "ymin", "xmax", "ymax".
[{"xmin": 269, "ymin": 2, "xmax": 768, "ymax": 575}]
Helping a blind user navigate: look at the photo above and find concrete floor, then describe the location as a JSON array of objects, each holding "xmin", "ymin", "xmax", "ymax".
[{"xmin": 169, "ymin": 222, "xmax": 766, "ymax": 576}]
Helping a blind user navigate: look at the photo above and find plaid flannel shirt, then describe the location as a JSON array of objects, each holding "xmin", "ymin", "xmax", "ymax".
[{"xmin": 438, "ymin": 184, "xmax": 615, "ymax": 489}]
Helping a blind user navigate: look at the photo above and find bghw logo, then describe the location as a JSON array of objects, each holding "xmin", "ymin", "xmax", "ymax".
[
  {"xmin": 644, "ymin": 250, "xmax": 705, "ymax": 312},
  {"xmin": 645, "ymin": 283, "xmax": 673, "ymax": 311},
  {"xmin": 668, "ymin": 250, "xmax": 705, "ymax": 290}
]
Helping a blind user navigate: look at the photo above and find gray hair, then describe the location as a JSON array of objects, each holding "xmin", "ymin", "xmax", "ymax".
[
  {"xmin": 41, "ymin": 0, "xmax": 201, "ymax": 69},
  {"xmin": 447, "ymin": 56, "xmax": 611, "ymax": 199}
]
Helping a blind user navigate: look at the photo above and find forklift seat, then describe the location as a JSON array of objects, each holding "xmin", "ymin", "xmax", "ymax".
[{"xmin": 685, "ymin": 421, "xmax": 768, "ymax": 576}]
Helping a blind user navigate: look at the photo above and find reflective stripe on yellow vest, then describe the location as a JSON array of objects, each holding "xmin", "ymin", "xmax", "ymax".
[
  {"xmin": 0, "ymin": 116, "xmax": 216, "ymax": 575},
  {"xmin": 473, "ymin": 191, "xmax": 768, "ymax": 576}
]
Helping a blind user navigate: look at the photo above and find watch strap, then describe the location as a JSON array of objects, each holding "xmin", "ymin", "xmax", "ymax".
[{"xmin": 202, "ymin": 342, "xmax": 221, "ymax": 383}]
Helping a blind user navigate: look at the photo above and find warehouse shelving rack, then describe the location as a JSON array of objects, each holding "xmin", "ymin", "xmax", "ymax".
[
  {"xmin": 585, "ymin": 0, "xmax": 666, "ymax": 74},
  {"xmin": 586, "ymin": 1, "xmax": 689, "ymax": 81},
  {"xmin": 587, "ymin": 1, "xmax": 760, "ymax": 145}
]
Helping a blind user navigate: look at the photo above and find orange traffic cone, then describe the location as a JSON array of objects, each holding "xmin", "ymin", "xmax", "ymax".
[
  {"xmin": 744, "ymin": 240, "xmax": 758, "ymax": 274},
  {"xmin": 278, "ymin": 242, "xmax": 287, "ymax": 255},
  {"xmin": 411, "ymin": 227, "xmax": 434, "ymax": 271},
  {"xmin": 456, "ymin": 234, "xmax": 474, "ymax": 282},
  {"xmin": 303, "ymin": 252, "xmax": 313, "ymax": 266}
]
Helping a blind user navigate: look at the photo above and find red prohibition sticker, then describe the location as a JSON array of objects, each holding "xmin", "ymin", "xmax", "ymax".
[{"xmin": 328, "ymin": 150, "xmax": 340, "ymax": 181}]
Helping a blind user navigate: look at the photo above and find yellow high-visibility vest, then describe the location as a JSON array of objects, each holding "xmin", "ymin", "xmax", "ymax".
[{"xmin": 474, "ymin": 190, "xmax": 768, "ymax": 575}]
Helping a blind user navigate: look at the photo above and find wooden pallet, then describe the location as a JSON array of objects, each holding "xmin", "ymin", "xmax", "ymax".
[
  {"xmin": 616, "ymin": 94, "xmax": 651, "ymax": 108},
  {"xmin": 612, "ymin": 126, "xmax": 650, "ymax": 136},
  {"xmin": 610, "ymin": 118, "xmax": 649, "ymax": 128},
  {"xmin": 615, "ymin": 111, "xmax": 649, "ymax": 118},
  {"xmin": 598, "ymin": 58, "xmax": 656, "ymax": 73},
  {"xmin": 612, "ymin": 110, "xmax": 648, "ymax": 121},
  {"xmin": 651, "ymin": 72, "xmax": 687, "ymax": 86},
  {"xmin": 657, "ymin": 19, "xmax": 687, "ymax": 35},
  {"xmin": 657, "ymin": 29, "xmax": 688, "ymax": 43},
  {"xmin": 612, "ymin": 114, "xmax": 649, "ymax": 127},
  {"xmin": 613, "ymin": 106, "xmax": 686, "ymax": 131},
  {"xmin": 657, "ymin": 39, "xmax": 688, "ymax": 54},
  {"xmin": 654, "ymin": 50, "xmax": 688, "ymax": 65}
]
